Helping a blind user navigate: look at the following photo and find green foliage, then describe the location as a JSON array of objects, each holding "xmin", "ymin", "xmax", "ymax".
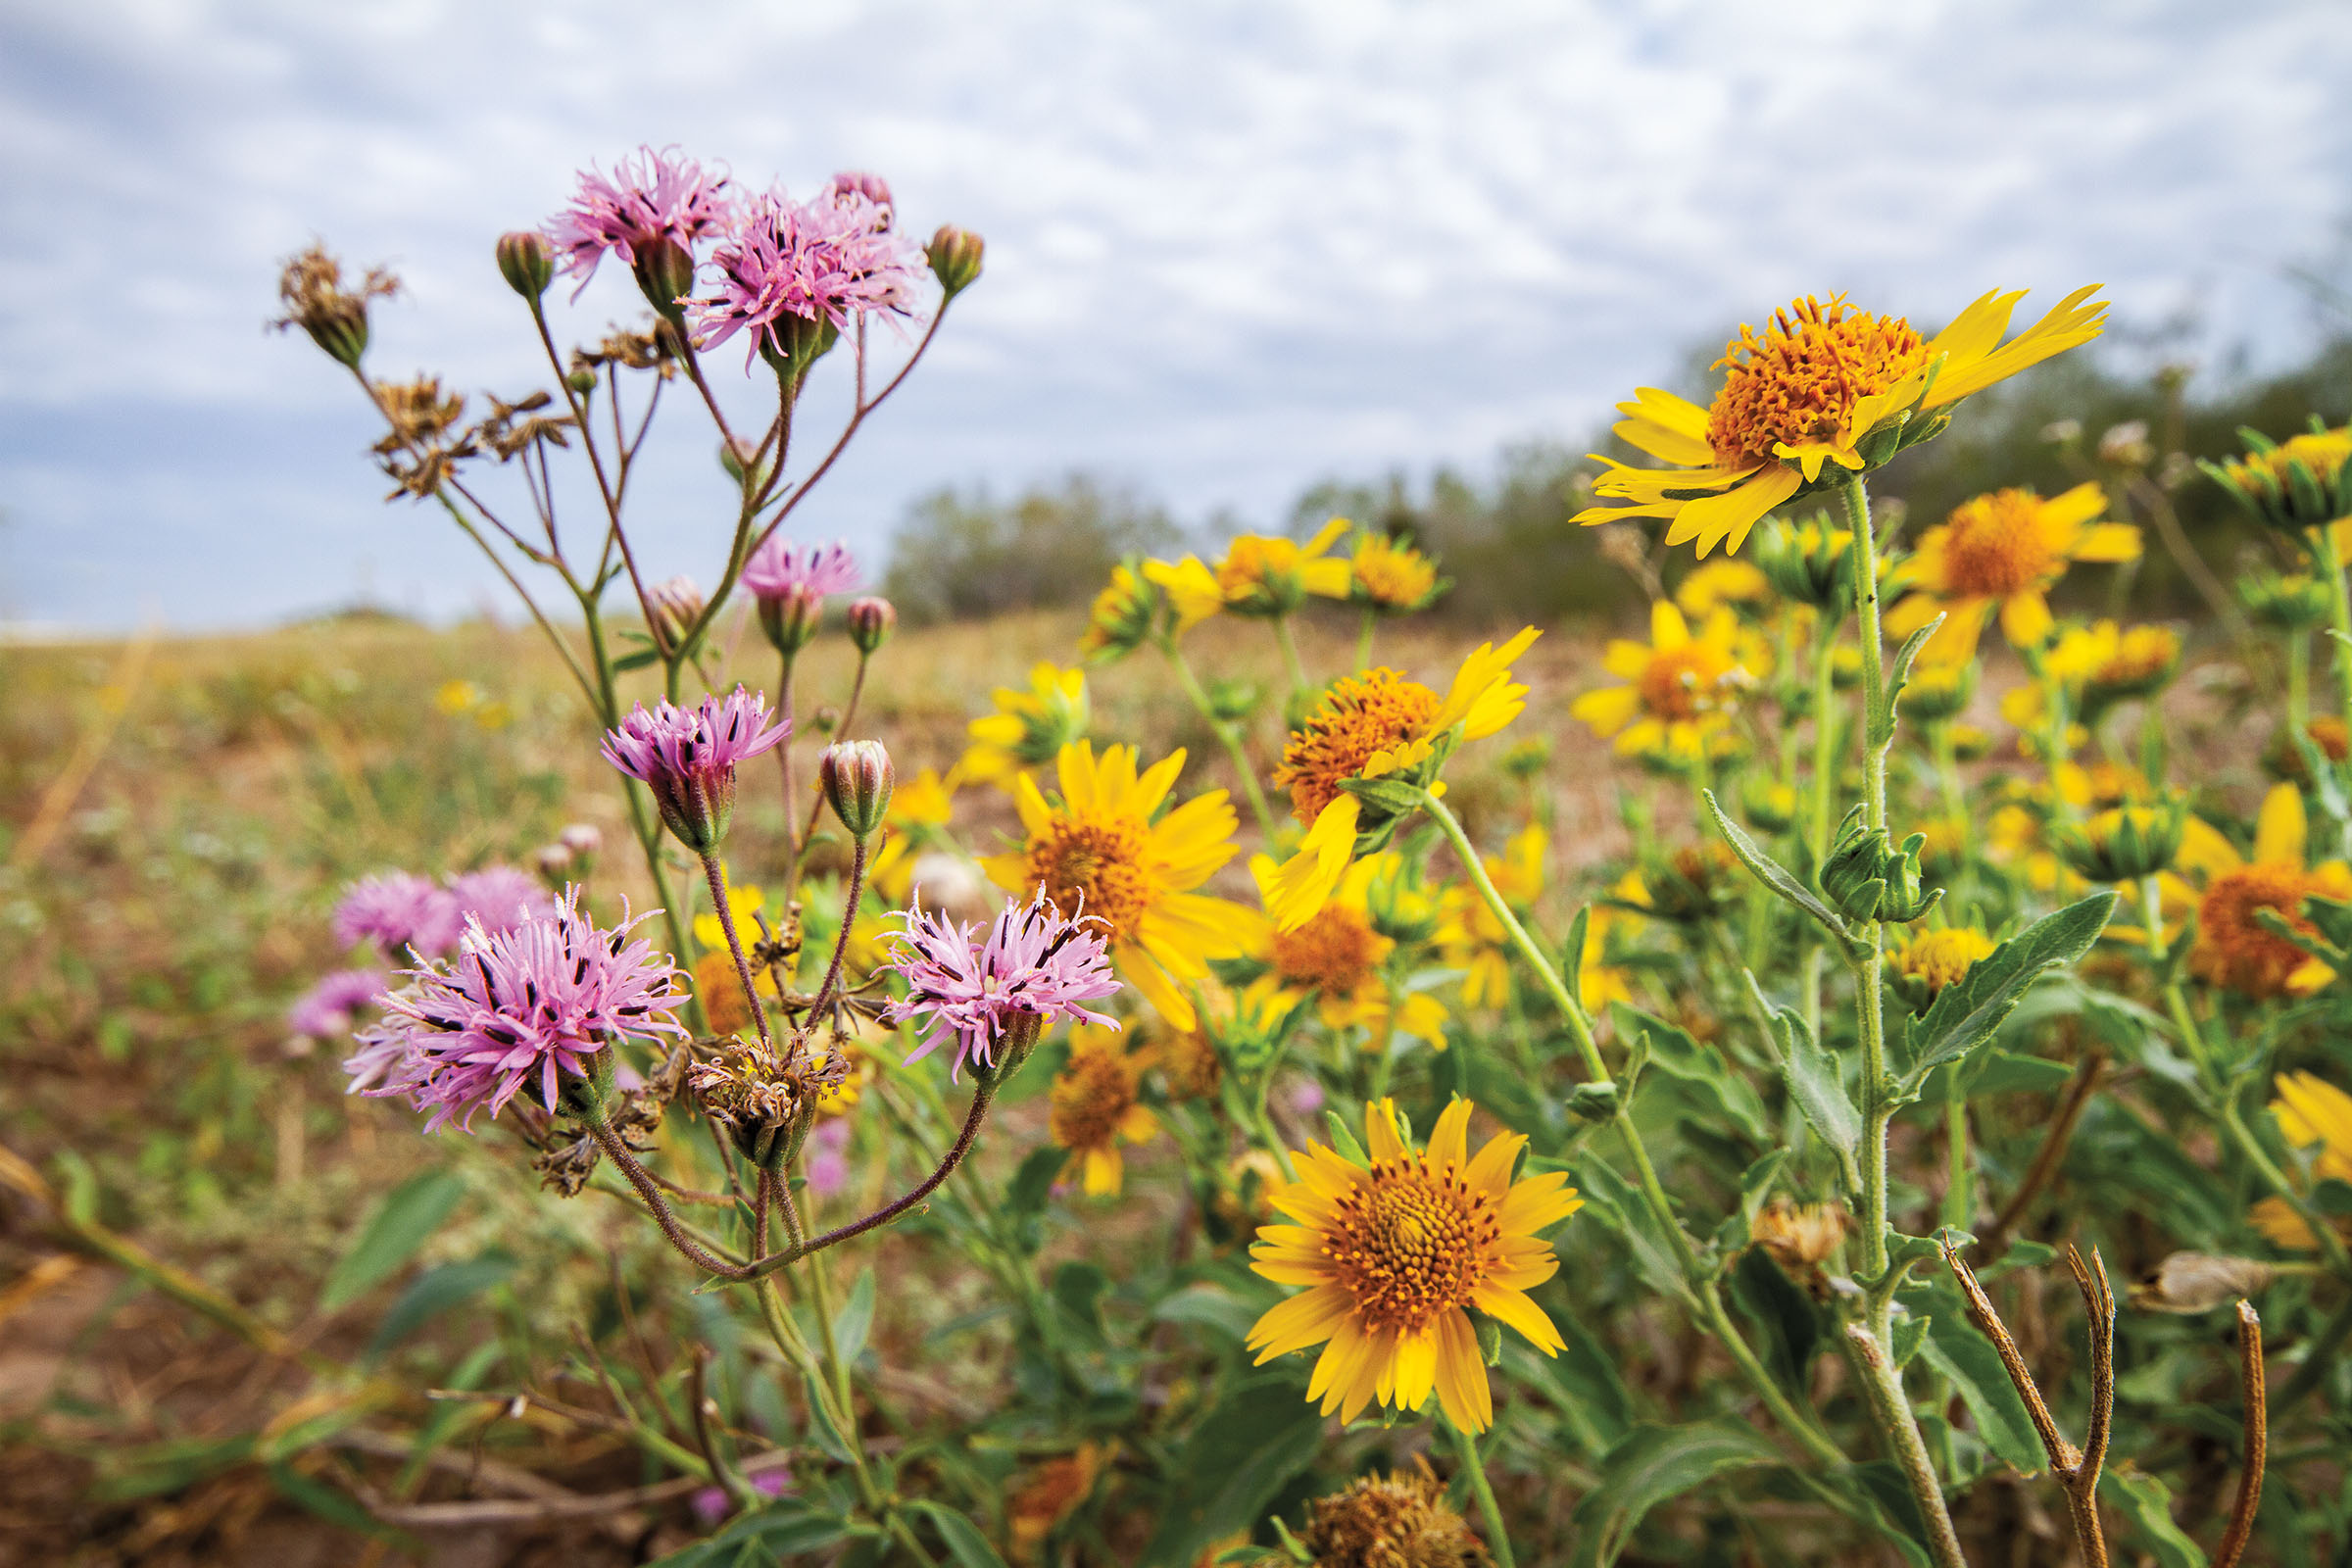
[{"xmin": 881, "ymin": 474, "xmax": 1182, "ymax": 622}]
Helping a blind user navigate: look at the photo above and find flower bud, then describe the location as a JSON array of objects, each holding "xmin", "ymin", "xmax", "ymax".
[
  {"xmin": 559, "ymin": 822, "xmax": 603, "ymax": 858},
  {"xmin": 1822, "ymin": 811, "xmax": 1942, "ymax": 925},
  {"xmin": 631, "ymin": 235, "xmax": 698, "ymax": 321},
  {"xmin": 1205, "ymin": 676, "xmax": 1261, "ymax": 725},
  {"xmin": 2054, "ymin": 799, "xmax": 2187, "ymax": 883},
  {"xmin": 2201, "ymin": 421, "xmax": 2352, "ymax": 537},
  {"xmin": 819, "ymin": 741, "xmax": 894, "ymax": 840},
  {"xmin": 718, "ymin": 435, "xmax": 773, "ymax": 491},
  {"xmin": 758, "ymin": 584, "xmax": 825, "ymax": 657},
  {"xmin": 2129, "ymin": 1251, "xmax": 2279, "ymax": 1314},
  {"xmin": 565, "ymin": 367, "xmax": 599, "ymax": 397},
  {"xmin": 926, "ymin": 225, "xmax": 985, "ymax": 297},
  {"xmin": 496, "ymin": 230, "xmax": 555, "ymax": 300},
  {"xmin": 534, "ymin": 842, "xmax": 572, "ymax": 881},
  {"xmin": 846, "ymin": 596, "xmax": 897, "ymax": 655},
  {"xmin": 1898, "ymin": 661, "xmax": 1976, "ymax": 725},
  {"xmin": 646, "ymin": 574, "xmax": 706, "ymax": 657}
]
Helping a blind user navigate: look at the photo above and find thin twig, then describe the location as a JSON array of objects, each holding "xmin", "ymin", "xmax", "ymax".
[
  {"xmin": 1945, "ymin": 1242, "xmax": 2115, "ymax": 1568},
  {"xmin": 1983, "ymin": 1051, "xmax": 2107, "ymax": 1256},
  {"xmin": 365, "ymin": 1448, "xmax": 794, "ymax": 1529},
  {"xmin": 2212, "ymin": 1300, "xmax": 2267, "ymax": 1568}
]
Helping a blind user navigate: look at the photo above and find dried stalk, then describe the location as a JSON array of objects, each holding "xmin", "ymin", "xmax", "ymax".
[
  {"xmin": 2211, "ymin": 1300, "xmax": 2266, "ymax": 1568},
  {"xmin": 1981, "ymin": 1051, "xmax": 2107, "ymax": 1256},
  {"xmin": 1945, "ymin": 1242, "xmax": 2115, "ymax": 1568}
]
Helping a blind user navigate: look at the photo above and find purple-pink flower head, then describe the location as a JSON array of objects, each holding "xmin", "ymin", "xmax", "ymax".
[
  {"xmin": 742, "ymin": 537, "xmax": 859, "ymax": 653},
  {"xmin": 359, "ymin": 888, "xmax": 687, "ymax": 1133},
  {"xmin": 547, "ymin": 145, "xmax": 735, "ymax": 305},
  {"xmin": 691, "ymin": 185, "xmax": 922, "ymax": 370},
  {"xmin": 447, "ymin": 866, "xmax": 555, "ymax": 936},
  {"xmin": 289, "ymin": 968, "xmax": 387, "ymax": 1042},
  {"xmin": 600, "ymin": 687, "xmax": 789, "ymax": 854},
  {"xmin": 334, "ymin": 872, "xmax": 463, "ymax": 958},
  {"xmin": 826, "ymin": 172, "xmax": 895, "ymax": 229},
  {"xmin": 882, "ymin": 890, "xmax": 1120, "ymax": 1082}
]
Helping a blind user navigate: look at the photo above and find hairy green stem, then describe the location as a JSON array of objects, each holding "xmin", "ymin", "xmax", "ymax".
[{"xmin": 1449, "ymin": 1421, "xmax": 1516, "ymax": 1568}]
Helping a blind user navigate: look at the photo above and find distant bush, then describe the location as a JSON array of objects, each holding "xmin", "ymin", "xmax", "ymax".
[{"xmin": 882, "ymin": 473, "xmax": 1183, "ymax": 622}]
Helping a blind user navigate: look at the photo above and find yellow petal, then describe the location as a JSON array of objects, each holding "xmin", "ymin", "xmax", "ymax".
[
  {"xmin": 2255, "ymin": 782, "xmax": 2307, "ymax": 866},
  {"xmin": 1365, "ymin": 1098, "xmax": 1405, "ymax": 1161},
  {"xmin": 1432, "ymin": 1308, "xmax": 1493, "ymax": 1433},
  {"xmin": 1615, "ymin": 416, "xmax": 1716, "ymax": 467},
  {"xmin": 1472, "ymin": 1282, "xmax": 1564, "ymax": 1355},
  {"xmin": 1999, "ymin": 591, "xmax": 2053, "ymax": 650},
  {"xmin": 1427, "ymin": 1099, "xmax": 1473, "ymax": 1174},
  {"xmin": 1663, "ymin": 466, "xmax": 1801, "ymax": 558}
]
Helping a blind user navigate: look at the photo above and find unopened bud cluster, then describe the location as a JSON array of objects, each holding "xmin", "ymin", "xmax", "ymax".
[
  {"xmin": 1822, "ymin": 810, "xmax": 1941, "ymax": 924},
  {"xmin": 820, "ymin": 741, "xmax": 894, "ymax": 839}
]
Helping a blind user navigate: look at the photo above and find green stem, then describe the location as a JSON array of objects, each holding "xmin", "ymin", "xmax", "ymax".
[
  {"xmin": 1159, "ymin": 637, "xmax": 1279, "ymax": 840},
  {"xmin": 2288, "ymin": 626, "xmax": 2311, "ymax": 736},
  {"xmin": 1356, "ymin": 608, "xmax": 1377, "ymax": 674},
  {"xmin": 1838, "ymin": 474, "xmax": 1968, "ymax": 1568},
  {"xmin": 1274, "ymin": 613, "xmax": 1311, "ymax": 697},
  {"xmin": 2273, "ymin": 1290, "xmax": 2352, "ymax": 1414},
  {"xmin": 1942, "ymin": 1074, "xmax": 1972, "ymax": 1232},
  {"xmin": 2313, "ymin": 524, "xmax": 2352, "ymax": 725},
  {"xmin": 580, "ymin": 587, "xmax": 697, "ymax": 992},
  {"xmin": 1449, "ymin": 1420, "xmax": 1516, "ymax": 1568}
]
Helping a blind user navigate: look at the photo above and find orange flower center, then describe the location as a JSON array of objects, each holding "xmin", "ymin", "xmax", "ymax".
[
  {"xmin": 1936, "ymin": 489, "xmax": 2065, "ymax": 598},
  {"xmin": 1025, "ymin": 810, "xmax": 1157, "ymax": 942},
  {"xmin": 1706, "ymin": 296, "xmax": 1929, "ymax": 467},
  {"xmin": 1275, "ymin": 669, "xmax": 1443, "ymax": 824},
  {"xmin": 1325, "ymin": 1156, "xmax": 1497, "ymax": 1332},
  {"xmin": 2194, "ymin": 862, "xmax": 2315, "ymax": 998},
  {"xmin": 1270, "ymin": 904, "xmax": 1390, "ymax": 994},
  {"xmin": 1049, "ymin": 1042, "xmax": 1139, "ymax": 1153},
  {"xmin": 1638, "ymin": 642, "xmax": 1740, "ymax": 722}
]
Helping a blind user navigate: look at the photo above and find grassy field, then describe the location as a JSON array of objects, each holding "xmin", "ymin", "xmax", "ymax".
[{"xmin": 0, "ymin": 605, "xmax": 1672, "ymax": 1564}]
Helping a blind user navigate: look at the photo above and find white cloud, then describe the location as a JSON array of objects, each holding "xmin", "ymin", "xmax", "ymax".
[{"xmin": 2, "ymin": 0, "xmax": 2349, "ymax": 627}]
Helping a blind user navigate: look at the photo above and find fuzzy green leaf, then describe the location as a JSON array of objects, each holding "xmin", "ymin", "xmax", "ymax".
[{"xmin": 1899, "ymin": 892, "xmax": 2117, "ymax": 1096}]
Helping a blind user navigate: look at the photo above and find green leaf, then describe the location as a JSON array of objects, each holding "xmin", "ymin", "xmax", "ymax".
[
  {"xmin": 1889, "ymin": 1313, "xmax": 1931, "ymax": 1371},
  {"xmin": 1140, "ymin": 1374, "xmax": 1325, "ymax": 1566},
  {"xmin": 1152, "ymin": 1284, "xmax": 1261, "ymax": 1346},
  {"xmin": 320, "ymin": 1169, "xmax": 465, "ymax": 1312},
  {"xmin": 1051, "ymin": 1261, "xmax": 1110, "ymax": 1347},
  {"xmin": 2097, "ymin": 1470, "xmax": 2208, "ymax": 1568},
  {"xmin": 1612, "ymin": 1003, "xmax": 1771, "ymax": 1150},
  {"xmin": 1570, "ymin": 1151, "xmax": 1691, "ymax": 1302},
  {"xmin": 1567, "ymin": 1418, "xmax": 1784, "ymax": 1567},
  {"xmin": 1899, "ymin": 893, "xmax": 2117, "ymax": 1096},
  {"xmin": 907, "ymin": 1500, "xmax": 1013, "ymax": 1568},
  {"xmin": 1874, "ymin": 617, "xmax": 1943, "ymax": 748},
  {"xmin": 267, "ymin": 1463, "xmax": 391, "ymax": 1538},
  {"xmin": 1323, "ymin": 1108, "xmax": 1371, "ymax": 1167},
  {"xmin": 366, "ymin": 1251, "xmax": 514, "ymax": 1359},
  {"xmin": 1501, "ymin": 1307, "xmax": 1632, "ymax": 1456},
  {"xmin": 833, "ymin": 1267, "xmax": 877, "ymax": 1366},
  {"xmin": 647, "ymin": 1502, "xmax": 860, "ymax": 1566},
  {"xmin": 1702, "ymin": 791, "xmax": 1860, "ymax": 956},
  {"xmin": 1909, "ymin": 1287, "xmax": 2047, "ymax": 1476},
  {"xmin": 1005, "ymin": 1145, "xmax": 1065, "ymax": 1219},
  {"xmin": 1730, "ymin": 1247, "xmax": 1822, "ymax": 1396},
  {"xmin": 1563, "ymin": 903, "xmax": 1592, "ymax": 987},
  {"xmin": 1746, "ymin": 974, "xmax": 1861, "ymax": 1190}
]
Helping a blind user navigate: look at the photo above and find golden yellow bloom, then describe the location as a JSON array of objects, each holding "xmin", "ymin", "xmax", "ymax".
[
  {"xmin": 692, "ymin": 873, "xmax": 768, "ymax": 956},
  {"xmin": 1251, "ymin": 855, "xmax": 1447, "ymax": 1050},
  {"xmin": 435, "ymin": 678, "xmax": 481, "ymax": 715},
  {"xmin": 2252, "ymin": 1071, "xmax": 2352, "ymax": 1250},
  {"xmin": 1078, "ymin": 562, "xmax": 1157, "ymax": 661},
  {"xmin": 1159, "ymin": 1018, "xmax": 1223, "ymax": 1100},
  {"xmin": 1673, "ymin": 559, "xmax": 1772, "ymax": 619},
  {"xmin": 1050, "ymin": 1027, "xmax": 1158, "ymax": 1197},
  {"xmin": 1149, "ymin": 518, "xmax": 1354, "ymax": 624},
  {"xmin": 961, "ymin": 663, "xmax": 1089, "ymax": 788},
  {"xmin": 983, "ymin": 742, "xmax": 1264, "ymax": 1029},
  {"xmin": 1615, "ymin": 842, "xmax": 1742, "ymax": 924},
  {"xmin": 1577, "ymin": 286, "xmax": 2107, "ymax": 557},
  {"xmin": 2132, "ymin": 785, "xmax": 2352, "ymax": 998},
  {"xmin": 1890, "ymin": 926, "xmax": 1995, "ymax": 1000},
  {"xmin": 812, "ymin": 1040, "xmax": 866, "ymax": 1116},
  {"xmin": 1571, "ymin": 601, "xmax": 1758, "ymax": 763},
  {"xmin": 1298, "ymin": 1457, "xmax": 1489, "ymax": 1568},
  {"xmin": 1351, "ymin": 532, "xmax": 1443, "ymax": 613},
  {"xmin": 1261, "ymin": 631, "xmax": 1542, "ymax": 932},
  {"xmin": 2206, "ymin": 425, "xmax": 2352, "ymax": 538},
  {"xmin": 692, "ymin": 948, "xmax": 774, "ymax": 1038},
  {"xmin": 1247, "ymin": 1099, "xmax": 1581, "ymax": 1434},
  {"xmin": 1004, "ymin": 1443, "xmax": 1106, "ymax": 1563},
  {"xmin": 1885, "ymin": 484, "xmax": 2141, "ymax": 663}
]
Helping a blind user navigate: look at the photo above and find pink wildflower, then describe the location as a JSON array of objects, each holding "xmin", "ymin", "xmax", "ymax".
[
  {"xmin": 692, "ymin": 185, "xmax": 921, "ymax": 368},
  {"xmin": 547, "ymin": 145, "xmax": 734, "ymax": 298},
  {"xmin": 334, "ymin": 872, "xmax": 462, "ymax": 957},
  {"xmin": 446, "ymin": 866, "xmax": 554, "ymax": 935},
  {"xmin": 741, "ymin": 537, "xmax": 860, "ymax": 604},
  {"xmin": 805, "ymin": 1117, "xmax": 853, "ymax": 1198},
  {"xmin": 288, "ymin": 968, "xmax": 386, "ymax": 1041},
  {"xmin": 882, "ymin": 891, "xmax": 1120, "ymax": 1080},
  {"xmin": 600, "ymin": 687, "xmax": 789, "ymax": 853},
  {"xmin": 355, "ymin": 889, "xmax": 686, "ymax": 1132}
]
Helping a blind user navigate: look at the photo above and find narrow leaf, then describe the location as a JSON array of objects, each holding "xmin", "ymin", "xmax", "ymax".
[
  {"xmin": 833, "ymin": 1267, "xmax": 877, "ymax": 1366},
  {"xmin": 1902, "ymin": 892, "xmax": 2118, "ymax": 1094},
  {"xmin": 322, "ymin": 1170, "xmax": 465, "ymax": 1312},
  {"xmin": 1703, "ymin": 791, "xmax": 1859, "ymax": 955},
  {"xmin": 1746, "ymin": 973, "xmax": 1862, "ymax": 1189},
  {"xmin": 1911, "ymin": 1288, "xmax": 2047, "ymax": 1477},
  {"xmin": 907, "ymin": 1500, "xmax": 1013, "ymax": 1568},
  {"xmin": 1567, "ymin": 1418, "xmax": 1783, "ymax": 1568}
]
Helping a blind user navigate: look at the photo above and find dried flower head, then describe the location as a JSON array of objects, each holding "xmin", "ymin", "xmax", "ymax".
[
  {"xmin": 1752, "ymin": 1199, "xmax": 1849, "ymax": 1272},
  {"xmin": 272, "ymin": 243, "xmax": 400, "ymax": 367},
  {"xmin": 601, "ymin": 688, "xmax": 790, "ymax": 853},
  {"xmin": 687, "ymin": 1037, "xmax": 846, "ymax": 1167},
  {"xmin": 353, "ymin": 889, "xmax": 687, "ymax": 1132},
  {"xmin": 1298, "ymin": 1457, "xmax": 1490, "ymax": 1568},
  {"xmin": 881, "ymin": 891, "xmax": 1121, "ymax": 1081}
]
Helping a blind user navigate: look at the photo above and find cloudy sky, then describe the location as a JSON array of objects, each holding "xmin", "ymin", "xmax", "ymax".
[{"xmin": 3, "ymin": 0, "xmax": 2349, "ymax": 632}]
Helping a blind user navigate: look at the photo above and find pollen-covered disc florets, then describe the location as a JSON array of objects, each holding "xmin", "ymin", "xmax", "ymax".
[
  {"xmin": 351, "ymin": 889, "xmax": 687, "ymax": 1132},
  {"xmin": 600, "ymin": 687, "xmax": 790, "ymax": 853},
  {"xmin": 1707, "ymin": 296, "xmax": 1933, "ymax": 468},
  {"xmin": 881, "ymin": 891, "xmax": 1121, "ymax": 1082},
  {"xmin": 1275, "ymin": 670, "xmax": 1443, "ymax": 824}
]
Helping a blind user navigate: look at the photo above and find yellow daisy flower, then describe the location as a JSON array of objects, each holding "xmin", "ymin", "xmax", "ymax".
[
  {"xmin": 1246, "ymin": 1098, "xmax": 1581, "ymax": 1435},
  {"xmin": 692, "ymin": 948, "xmax": 776, "ymax": 1038},
  {"xmin": 1050, "ymin": 1027, "xmax": 1158, "ymax": 1197},
  {"xmin": 1140, "ymin": 555, "xmax": 1225, "ymax": 633},
  {"xmin": 1147, "ymin": 517, "xmax": 1354, "ymax": 623},
  {"xmin": 982, "ymin": 742, "xmax": 1266, "ymax": 1030},
  {"xmin": 1884, "ymin": 484, "xmax": 2141, "ymax": 664},
  {"xmin": 1249, "ymin": 854, "xmax": 1447, "ymax": 1050},
  {"xmin": 692, "ymin": 873, "xmax": 767, "ymax": 955},
  {"xmin": 1433, "ymin": 822, "xmax": 1544, "ymax": 1007},
  {"xmin": 1888, "ymin": 925, "xmax": 1995, "ymax": 1008},
  {"xmin": 1570, "ymin": 601, "xmax": 1759, "ymax": 763},
  {"xmin": 1260, "ymin": 630, "xmax": 1542, "ymax": 932},
  {"xmin": 2204, "ymin": 424, "xmax": 2352, "ymax": 539},
  {"xmin": 2252, "ymin": 1071, "xmax": 2352, "ymax": 1250},
  {"xmin": 2132, "ymin": 784, "xmax": 2352, "ymax": 998},
  {"xmin": 1577, "ymin": 286, "xmax": 2108, "ymax": 557},
  {"xmin": 1349, "ymin": 532, "xmax": 1443, "ymax": 614},
  {"xmin": 1078, "ymin": 562, "xmax": 1159, "ymax": 662},
  {"xmin": 812, "ymin": 1040, "xmax": 866, "ymax": 1116},
  {"xmin": 960, "ymin": 663, "xmax": 1089, "ymax": 789},
  {"xmin": 1673, "ymin": 559, "xmax": 1772, "ymax": 619}
]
